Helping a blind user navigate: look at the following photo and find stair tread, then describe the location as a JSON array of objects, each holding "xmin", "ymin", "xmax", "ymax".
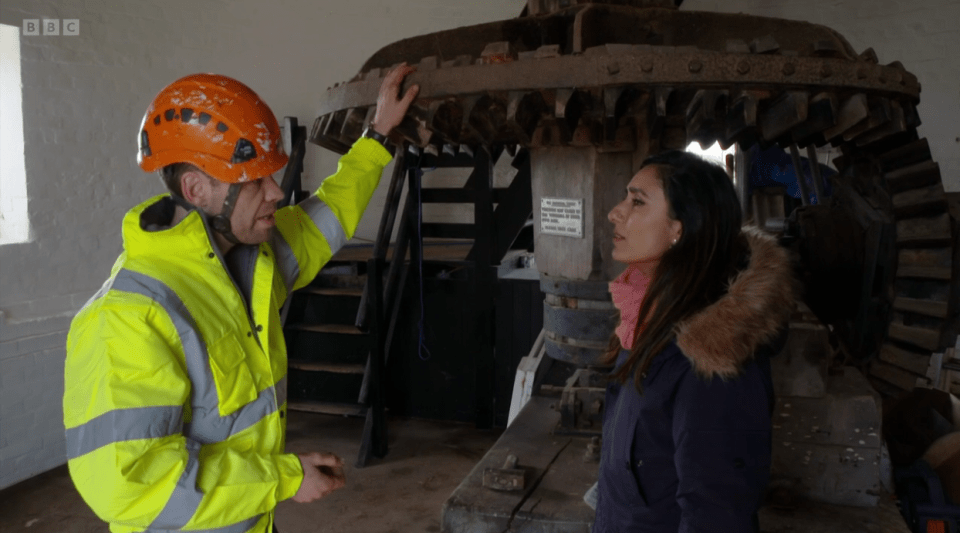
[
  {"xmin": 300, "ymin": 287, "xmax": 364, "ymax": 297},
  {"xmin": 287, "ymin": 400, "xmax": 366, "ymax": 417},
  {"xmin": 289, "ymin": 360, "xmax": 366, "ymax": 374},
  {"xmin": 289, "ymin": 323, "xmax": 365, "ymax": 335}
]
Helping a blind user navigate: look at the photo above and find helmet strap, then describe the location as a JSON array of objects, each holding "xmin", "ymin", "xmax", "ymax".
[{"xmin": 210, "ymin": 183, "xmax": 243, "ymax": 245}]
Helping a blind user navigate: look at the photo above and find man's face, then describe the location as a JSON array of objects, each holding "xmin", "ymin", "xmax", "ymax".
[{"xmin": 205, "ymin": 175, "xmax": 285, "ymax": 245}]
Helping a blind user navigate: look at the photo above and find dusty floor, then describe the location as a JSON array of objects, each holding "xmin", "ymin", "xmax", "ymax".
[{"xmin": 0, "ymin": 412, "xmax": 502, "ymax": 533}]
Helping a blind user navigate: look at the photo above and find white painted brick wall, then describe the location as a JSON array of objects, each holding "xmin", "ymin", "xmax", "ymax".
[{"xmin": 0, "ymin": 0, "xmax": 956, "ymax": 490}]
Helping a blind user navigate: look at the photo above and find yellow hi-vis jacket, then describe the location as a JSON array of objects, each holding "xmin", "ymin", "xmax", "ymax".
[{"xmin": 64, "ymin": 138, "xmax": 392, "ymax": 533}]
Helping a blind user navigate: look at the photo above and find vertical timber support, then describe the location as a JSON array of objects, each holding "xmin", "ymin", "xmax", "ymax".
[
  {"xmin": 473, "ymin": 148, "xmax": 497, "ymax": 428},
  {"xmin": 530, "ymin": 146, "xmax": 638, "ymax": 365}
]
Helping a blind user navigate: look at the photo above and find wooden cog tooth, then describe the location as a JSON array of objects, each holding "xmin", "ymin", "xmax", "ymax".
[
  {"xmin": 790, "ymin": 92, "xmax": 838, "ymax": 146},
  {"xmin": 724, "ymin": 93, "xmax": 759, "ymax": 149},
  {"xmin": 878, "ymin": 342, "xmax": 932, "ymax": 375},
  {"xmin": 869, "ymin": 359, "xmax": 928, "ymax": 392},
  {"xmin": 648, "ymin": 87, "xmax": 673, "ymax": 138},
  {"xmin": 339, "ymin": 107, "xmax": 367, "ymax": 143},
  {"xmin": 842, "ymin": 98, "xmax": 892, "ymax": 142},
  {"xmin": 897, "ymin": 248, "xmax": 953, "ymax": 280},
  {"xmin": 823, "ymin": 93, "xmax": 869, "ymax": 143},
  {"xmin": 760, "ymin": 91, "xmax": 808, "ymax": 142},
  {"xmin": 885, "ymin": 160, "xmax": 941, "ymax": 193},
  {"xmin": 892, "ymin": 297, "xmax": 949, "ymax": 319},
  {"xmin": 854, "ymin": 101, "xmax": 906, "ymax": 146},
  {"xmin": 686, "ymin": 89, "xmax": 728, "ymax": 148},
  {"xmin": 309, "ymin": 114, "xmax": 330, "ymax": 144},
  {"xmin": 891, "ymin": 181, "xmax": 948, "ymax": 217},
  {"xmin": 887, "ymin": 320, "xmax": 942, "ymax": 352},
  {"xmin": 896, "ymin": 212, "xmax": 953, "ymax": 247},
  {"xmin": 879, "ymin": 138, "xmax": 932, "ymax": 172}
]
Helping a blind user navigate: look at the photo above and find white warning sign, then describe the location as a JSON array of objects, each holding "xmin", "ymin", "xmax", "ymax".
[{"xmin": 540, "ymin": 197, "xmax": 583, "ymax": 238}]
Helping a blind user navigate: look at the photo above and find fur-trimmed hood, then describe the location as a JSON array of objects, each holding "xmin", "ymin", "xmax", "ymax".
[{"xmin": 675, "ymin": 227, "xmax": 797, "ymax": 379}]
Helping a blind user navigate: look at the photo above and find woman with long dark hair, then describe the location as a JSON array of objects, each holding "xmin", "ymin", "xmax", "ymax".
[{"xmin": 593, "ymin": 150, "xmax": 796, "ymax": 532}]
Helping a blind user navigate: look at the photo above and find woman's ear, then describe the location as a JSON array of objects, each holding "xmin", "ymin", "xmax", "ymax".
[{"xmin": 670, "ymin": 219, "xmax": 683, "ymax": 244}]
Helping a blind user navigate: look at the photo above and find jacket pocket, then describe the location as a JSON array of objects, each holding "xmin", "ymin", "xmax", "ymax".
[
  {"xmin": 631, "ymin": 455, "xmax": 677, "ymax": 507},
  {"xmin": 603, "ymin": 394, "xmax": 648, "ymax": 507},
  {"xmin": 207, "ymin": 334, "xmax": 258, "ymax": 416}
]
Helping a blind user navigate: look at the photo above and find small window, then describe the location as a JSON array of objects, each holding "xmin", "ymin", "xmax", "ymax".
[{"xmin": 0, "ymin": 23, "xmax": 30, "ymax": 245}]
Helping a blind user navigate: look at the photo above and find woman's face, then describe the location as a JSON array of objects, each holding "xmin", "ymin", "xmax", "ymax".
[{"xmin": 608, "ymin": 165, "xmax": 683, "ymax": 268}]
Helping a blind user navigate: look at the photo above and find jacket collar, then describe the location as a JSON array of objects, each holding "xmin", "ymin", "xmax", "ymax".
[
  {"xmin": 122, "ymin": 194, "xmax": 219, "ymax": 261},
  {"xmin": 674, "ymin": 227, "xmax": 796, "ymax": 379}
]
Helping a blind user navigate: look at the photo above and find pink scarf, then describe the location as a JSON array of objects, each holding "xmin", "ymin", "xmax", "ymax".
[{"xmin": 609, "ymin": 264, "xmax": 651, "ymax": 349}]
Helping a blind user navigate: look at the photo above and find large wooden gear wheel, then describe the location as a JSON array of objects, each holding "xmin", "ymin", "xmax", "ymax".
[{"xmin": 310, "ymin": 0, "xmax": 958, "ymax": 397}]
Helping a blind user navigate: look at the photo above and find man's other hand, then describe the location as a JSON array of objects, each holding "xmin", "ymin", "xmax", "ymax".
[
  {"xmin": 371, "ymin": 63, "xmax": 419, "ymax": 136},
  {"xmin": 292, "ymin": 452, "xmax": 346, "ymax": 503}
]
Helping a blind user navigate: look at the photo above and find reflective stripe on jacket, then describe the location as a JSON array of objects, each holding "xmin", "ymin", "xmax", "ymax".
[{"xmin": 64, "ymin": 138, "xmax": 391, "ymax": 533}]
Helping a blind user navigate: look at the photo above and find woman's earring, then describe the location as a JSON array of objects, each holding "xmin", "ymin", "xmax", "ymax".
[{"xmin": 671, "ymin": 238, "xmax": 678, "ymax": 247}]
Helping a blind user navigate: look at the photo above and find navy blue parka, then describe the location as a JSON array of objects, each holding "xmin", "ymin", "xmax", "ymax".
[{"xmin": 594, "ymin": 228, "xmax": 796, "ymax": 533}]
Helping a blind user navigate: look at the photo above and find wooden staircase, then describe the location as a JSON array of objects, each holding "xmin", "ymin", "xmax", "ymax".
[
  {"xmin": 283, "ymin": 141, "xmax": 533, "ymax": 466},
  {"xmin": 284, "ymin": 265, "xmax": 369, "ymax": 419}
]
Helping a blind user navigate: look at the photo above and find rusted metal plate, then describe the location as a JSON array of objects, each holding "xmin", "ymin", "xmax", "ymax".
[{"xmin": 483, "ymin": 454, "xmax": 527, "ymax": 491}]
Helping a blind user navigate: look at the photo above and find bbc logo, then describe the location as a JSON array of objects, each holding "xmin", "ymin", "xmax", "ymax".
[{"xmin": 23, "ymin": 19, "xmax": 79, "ymax": 36}]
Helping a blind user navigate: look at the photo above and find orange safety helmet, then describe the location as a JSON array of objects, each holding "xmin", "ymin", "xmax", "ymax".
[{"xmin": 137, "ymin": 74, "xmax": 288, "ymax": 183}]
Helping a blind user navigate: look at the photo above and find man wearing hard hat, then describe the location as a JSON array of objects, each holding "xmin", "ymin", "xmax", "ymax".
[{"xmin": 62, "ymin": 65, "xmax": 418, "ymax": 533}]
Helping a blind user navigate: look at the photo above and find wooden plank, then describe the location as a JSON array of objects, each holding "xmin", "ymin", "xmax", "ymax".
[
  {"xmin": 896, "ymin": 212, "xmax": 953, "ymax": 246},
  {"xmin": 300, "ymin": 287, "xmax": 364, "ymax": 297},
  {"xmin": 288, "ymin": 360, "xmax": 365, "ymax": 374},
  {"xmin": 888, "ymin": 322, "xmax": 942, "ymax": 352},
  {"xmin": 287, "ymin": 401, "xmax": 365, "ymax": 417},
  {"xmin": 759, "ymin": 493, "xmax": 911, "ymax": 533},
  {"xmin": 892, "ymin": 297, "xmax": 949, "ymax": 318},
  {"xmin": 442, "ymin": 396, "xmax": 581, "ymax": 532},
  {"xmin": 289, "ymin": 323, "xmax": 364, "ymax": 335},
  {"xmin": 421, "ymin": 223, "xmax": 477, "ymax": 239},
  {"xmin": 420, "ymin": 188, "xmax": 508, "ymax": 204},
  {"xmin": 878, "ymin": 342, "xmax": 931, "ymax": 375},
  {"xmin": 869, "ymin": 360, "xmax": 926, "ymax": 391}
]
